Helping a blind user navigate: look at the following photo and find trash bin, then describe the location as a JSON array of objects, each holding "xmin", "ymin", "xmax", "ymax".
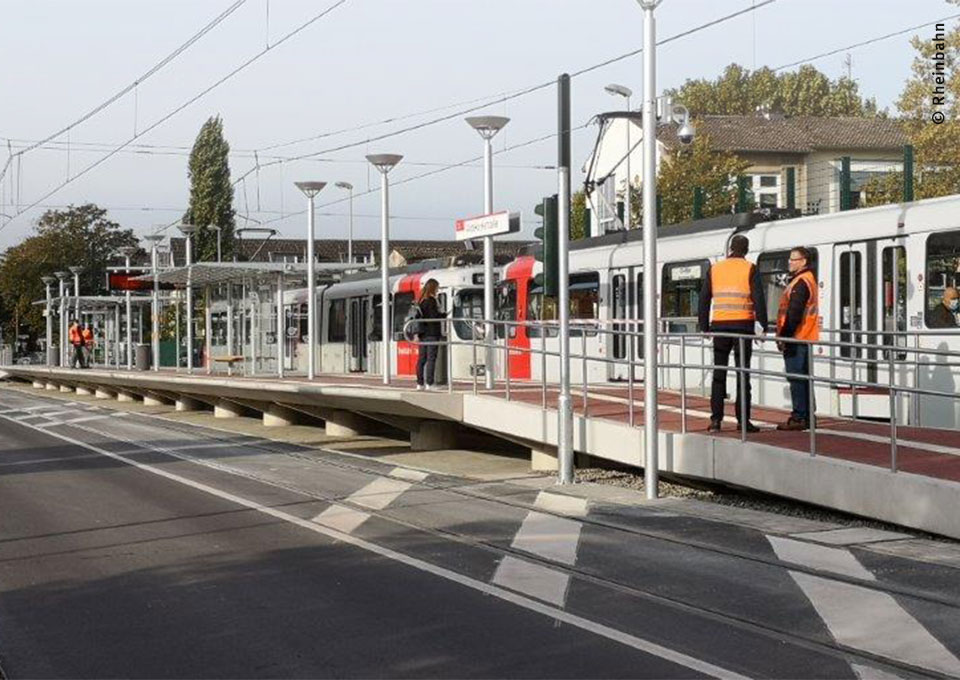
[{"xmin": 136, "ymin": 343, "xmax": 151, "ymax": 371}]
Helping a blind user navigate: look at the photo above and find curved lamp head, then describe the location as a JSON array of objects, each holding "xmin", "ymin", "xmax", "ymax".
[
  {"xmin": 41, "ymin": 275, "xmax": 56, "ymax": 286},
  {"xmin": 69, "ymin": 266, "xmax": 83, "ymax": 275},
  {"xmin": 295, "ymin": 181, "xmax": 327, "ymax": 198},
  {"xmin": 366, "ymin": 154, "xmax": 403, "ymax": 174},
  {"xmin": 142, "ymin": 234, "xmax": 164, "ymax": 246},
  {"xmin": 465, "ymin": 115, "xmax": 510, "ymax": 139},
  {"xmin": 179, "ymin": 224, "xmax": 197, "ymax": 236},
  {"xmin": 604, "ymin": 83, "xmax": 633, "ymax": 99},
  {"xmin": 117, "ymin": 245, "xmax": 137, "ymax": 258},
  {"xmin": 55, "ymin": 271, "xmax": 70, "ymax": 280},
  {"xmin": 335, "ymin": 181, "xmax": 354, "ymax": 191}
]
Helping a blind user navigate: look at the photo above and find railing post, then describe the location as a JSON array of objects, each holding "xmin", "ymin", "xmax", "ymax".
[
  {"xmin": 913, "ymin": 332, "xmax": 921, "ymax": 427},
  {"xmin": 504, "ymin": 332, "xmax": 511, "ymax": 401},
  {"xmin": 628, "ymin": 323, "xmax": 635, "ymax": 427},
  {"xmin": 808, "ymin": 344, "xmax": 817, "ymax": 457},
  {"xmin": 472, "ymin": 335, "xmax": 478, "ymax": 395},
  {"xmin": 447, "ymin": 317, "xmax": 454, "ymax": 394},
  {"xmin": 680, "ymin": 334, "xmax": 687, "ymax": 434},
  {"xmin": 739, "ymin": 336, "xmax": 747, "ymax": 441},
  {"xmin": 581, "ymin": 336, "xmax": 588, "ymax": 416},
  {"xmin": 541, "ymin": 328, "xmax": 547, "ymax": 410},
  {"xmin": 851, "ymin": 357, "xmax": 858, "ymax": 420},
  {"xmin": 890, "ymin": 353, "xmax": 898, "ymax": 472}
]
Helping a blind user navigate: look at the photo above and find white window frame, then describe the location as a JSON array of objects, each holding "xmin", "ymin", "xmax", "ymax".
[{"xmin": 750, "ymin": 173, "xmax": 781, "ymax": 209}]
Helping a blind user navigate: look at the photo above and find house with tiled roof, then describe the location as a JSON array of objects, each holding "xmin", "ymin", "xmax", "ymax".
[{"xmin": 587, "ymin": 112, "xmax": 909, "ymax": 236}]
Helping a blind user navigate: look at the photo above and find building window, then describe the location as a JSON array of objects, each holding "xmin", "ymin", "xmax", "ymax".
[
  {"xmin": 925, "ymin": 230, "xmax": 960, "ymax": 329},
  {"xmin": 597, "ymin": 179, "xmax": 618, "ymax": 233},
  {"xmin": 270, "ymin": 253, "xmax": 300, "ymax": 264},
  {"xmin": 750, "ymin": 174, "xmax": 780, "ymax": 209}
]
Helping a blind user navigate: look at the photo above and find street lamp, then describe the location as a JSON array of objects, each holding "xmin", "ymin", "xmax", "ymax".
[
  {"xmin": 117, "ymin": 245, "xmax": 137, "ymax": 370},
  {"xmin": 605, "ymin": 84, "xmax": 633, "ymax": 232},
  {"xmin": 69, "ymin": 266, "xmax": 83, "ymax": 322},
  {"xmin": 143, "ymin": 233, "xmax": 164, "ymax": 372},
  {"xmin": 295, "ymin": 181, "xmax": 326, "ymax": 380},
  {"xmin": 465, "ymin": 115, "xmax": 509, "ymax": 390},
  {"xmin": 365, "ymin": 154, "xmax": 403, "ymax": 386},
  {"xmin": 42, "ymin": 275, "xmax": 56, "ymax": 366},
  {"xmin": 180, "ymin": 225, "xmax": 197, "ymax": 373},
  {"xmin": 638, "ymin": 0, "xmax": 661, "ymax": 500},
  {"xmin": 55, "ymin": 271, "xmax": 70, "ymax": 367},
  {"xmin": 335, "ymin": 181, "xmax": 355, "ymax": 265}
]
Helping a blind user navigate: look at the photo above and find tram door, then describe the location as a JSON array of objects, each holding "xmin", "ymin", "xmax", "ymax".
[
  {"xmin": 608, "ymin": 267, "xmax": 643, "ymax": 381},
  {"xmin": 348, "ymin": 297, "xmax": 368, "ymax": 372}
]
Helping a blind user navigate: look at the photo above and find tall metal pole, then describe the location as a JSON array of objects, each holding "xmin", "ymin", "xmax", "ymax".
[
  {"xmin": 71, "ymin": 268, "xmax": 81, "ymax": 321},
  {"xmin": 640, "ymin": 0, "xmax": 660, "ymax": 499},
  {"xmin": 348, "ymin": 186, "xmax": 354, "ymax": 265},
  {"xmin": 151, "ymin": 241, "xmax": 160, "ymax": 371},
  {"xmin": 277, "ymin": 272, "xmax": 285, "ymax": 379},
  {"xmin": 557, "ymin": 74, "xmax": 574, "ymax": 485},
  {"xmin": 57, "ymin": 275, "xmax": 66, "ymax": 367},
  {"xmin": 204, "ymin": 285, "xmax": 212, "ymax": 375},
  {"xmin": 380, "ymin": 173, "xmax": 390, "ymax": 385},
  {"xmin": 183, "ymin": 229, "xmax": 194, "ymax": 373},
  {"xmin": 624, "ymin": 95, "xmax": 632, "ymax": 231},
  {"xmin": 42, "ymin": 277, "xmax": 54, "ymax": 366},
  {"xmin": 483, "ymin": 136, "xmax": 495, "ymax": 390},
  {"xmin": 125, "ymin": 253, "xmax": 133, "ymax": 370},
  {"xmin": 307, "ymin": 194, "xmax": 317, "ymax": 379}
]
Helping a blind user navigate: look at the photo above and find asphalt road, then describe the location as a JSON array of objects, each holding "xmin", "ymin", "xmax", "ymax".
[{"xmin": 0, "ymin": 387, "xmax": 957, "ymax": 679}]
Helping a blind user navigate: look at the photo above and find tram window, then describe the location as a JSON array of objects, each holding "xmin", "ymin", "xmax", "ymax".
[
  {"xmin": 839, "ymin": 251, "xmax": 863, "ymax": 359},
  {"xmin": 454, "ymin": 288, "xmax": 484, "ymax": 340},
  {"xmin": 370, "ymin": 295, "xmax": 382, "ymax": 341},
  {"xmin": 495, "ymin": 281, "xmax": 518, "ymax": 339},
  {"xmin": 528, "ymin": 272, "xmax": 599, "ymax": 337},
  {"xmin": 392, "ymin": 292, "xmax": 415, "ymax": 338},
  {"xmin": 636, "ymin": 273, "xmax": 645, "ymax": 359},
  {"xmin": 757, "ymin": 249, "xmax": 819, "ymax": 331},
  {"xmin": 925, "ymin": 230, "xmax": 960, "ymax": 329},
  {"xmin": 297, "ymin": 304, "xmax": 308, "ymax": 341},
  {"xmin": 882, "ymin": 246, "xmax": 907, "ymax": 360},
  {"xmin": 612, "ymin": 275, "xmax": 627, "ymax": 360},
  {"xmin": 328, "ymin": 299, "xmax": 346, "ymax": 342},
  {"xmin": 661, "ymin": 260, "xmax": 708, "ymax": 318}
]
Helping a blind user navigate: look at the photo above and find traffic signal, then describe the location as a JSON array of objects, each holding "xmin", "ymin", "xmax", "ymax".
[{"xmin": 533, "ymin": 194, "xmax": 559, "ymax": 297}]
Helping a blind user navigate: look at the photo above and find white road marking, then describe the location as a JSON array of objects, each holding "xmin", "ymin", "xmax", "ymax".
[
  {"xmin": 347, "ymin": 476, "xmax": 413, "ymax": 511},
  {"xmin": 768, "ymin": 535, "xmax": 876, "ymax": 581},
  {"xmin": 512, "ymin": 510, "xmax": 582, "ymax": 566},
  {"xmin": 534, "ymin": 491, "xmax": 589, "ymax": 518},
  {"xmin": 790, "ymin": 527, "xmax": 912, "ymax": 546},
  {"xmin": 791, "ymin": 572, "xmax": 960, "ymax": 677},
  {"xmin": 0, "ymin": 412, "xmax": 749, "ymax": 680},
  {"xmin": 39, "ymin": 414, "xmax": 120, "ymax": 427},
  {"xmin": 31, "ymin": 409, "xmax": 81, "ymax": 418},
  {"xmin": 312, "ymin": 504, "xmax": 371, "ymax": 534},
  {"xmin": 492, "ymin": 555, "xmax": 569, "ymax": 607},
  {"xmin": 389, "ymin": 467, "xmax": 430, "ymax": 482},
  {"xmin": 0, "ymin": 404, "xmax": 63, "ymax": 414}
]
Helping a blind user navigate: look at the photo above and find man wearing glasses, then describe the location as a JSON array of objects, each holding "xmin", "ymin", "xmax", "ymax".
[{"xmin": 775, "ymin": 247, "xmax": 820, "ymax": 431}]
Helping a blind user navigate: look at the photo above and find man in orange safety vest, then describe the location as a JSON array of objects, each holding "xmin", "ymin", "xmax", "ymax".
[{"xmin": 775, "ymin": 246, "xmax": 820, "ymax": 431}]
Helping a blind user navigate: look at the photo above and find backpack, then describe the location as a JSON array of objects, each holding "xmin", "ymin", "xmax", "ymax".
[{"xmin": 405, "ymin": 302, "xmax": 424, "ymax": 339}]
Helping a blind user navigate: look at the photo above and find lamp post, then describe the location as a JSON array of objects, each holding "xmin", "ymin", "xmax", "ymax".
[
  {"xmin": 335, "ymin": 182, "xmax": 354, "ymax": 265},
  {"xmin": 69, "ymin": 266, "xmax": 83, "ymax": 323},
  {"xmin": 117, "ymin": 246, "xmax": 137, "ymax": 370},
  {"xmin": 366, "ymin": 154, "xmax": 403, "ymax": 386},
  {"xmin": 55, "ymin": 271, "xmax": 69, "ymax": 367},
  {"xmin": 143, "ymin": 233, "xmax": 164, "ymax": 372},
  {"xmin": 605, "ymin": 84, "xmax": 633, "ymax": 232},
  {"xmin": 42, "ymin": 276, "xmax": 55, "ymax": 366},
  {"xmin": 465, "ymin": 116, "xmax": 509, "ymax": 390},
  {"xmin": 180, "ymin": 225, "xmax": 197, "ymax": 373},
  {"xmin": 638, "ymin": 0, "xmax": 660, "ymax": 499},
  {"xmin": 295, "ymin": 181, "xmax": 326, "ymax": 380}
]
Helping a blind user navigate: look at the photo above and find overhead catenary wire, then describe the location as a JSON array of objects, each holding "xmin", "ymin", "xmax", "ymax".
[
  {"xmin": 0, "ymin": 0, "xmax": 249, "ymax": 186},
  {"xmin": 0, "ymin": 0, "xmax": 351, "ymax": 232}
]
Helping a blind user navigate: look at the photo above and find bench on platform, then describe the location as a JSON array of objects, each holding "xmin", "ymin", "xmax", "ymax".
[{"xmin": 212, "ymin": 355, "xmax": 245, "ymax": 375}]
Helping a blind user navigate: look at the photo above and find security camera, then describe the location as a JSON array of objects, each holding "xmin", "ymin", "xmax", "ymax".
[{"xmin": 677, "ymin": 121, "xmax": 695, "ymax": 145}]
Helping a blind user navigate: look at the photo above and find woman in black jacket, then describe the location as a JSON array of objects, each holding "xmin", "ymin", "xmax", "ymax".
[{"xmin": 416, "ymin": 278, "xmax": 444, "ymax": 390}]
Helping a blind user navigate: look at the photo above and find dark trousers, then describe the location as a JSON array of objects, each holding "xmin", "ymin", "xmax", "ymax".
[
  {"xmin": 710, "ymin": 328, "xmax": 754, "ymax": 423},
  {"xmin": 71, "ymin": 344, "xmax": 85, "ymax": 369},
  {"xmin": 784, "ymin": 343, "xmax": 811, "ymax": 420},
  {"xmin": 416, "ymin": 341, "xmax": 439, "ymax": 386}
]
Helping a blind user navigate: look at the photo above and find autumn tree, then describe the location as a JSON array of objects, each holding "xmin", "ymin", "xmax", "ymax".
[
  {"xmin": 0, "ymin": 204, "xmax": 140, "ymax": 341},
  {"xmin": 667, "ymin": 64, "xmax": 880, "ymax": 117},
  {"xmin": 183, "ymin": 116, "xmax": 236, "ymax": 261}
]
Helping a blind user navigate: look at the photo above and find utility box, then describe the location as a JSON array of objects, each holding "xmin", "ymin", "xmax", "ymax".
[{"xmin": 136, "ymin": 344, "xmax": 151, "ymax": 371}]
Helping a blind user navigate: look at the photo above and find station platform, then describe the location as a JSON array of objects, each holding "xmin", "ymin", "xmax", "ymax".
[{"xmin": 3, "ymin": 365, "xmax": 959, "ymax": 540}]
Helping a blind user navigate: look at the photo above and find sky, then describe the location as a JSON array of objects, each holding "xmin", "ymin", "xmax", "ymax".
[{"xmin": 0, "ymin": 0, "xmax": 955, "ymax": 250}]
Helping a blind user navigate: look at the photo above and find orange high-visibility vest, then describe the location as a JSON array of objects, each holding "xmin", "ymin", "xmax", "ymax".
[
  {"xmin": 68, "ymin": 324, "xmax": 82, "ymax": 345},
  {"xmin": 81, "ymin": 328, "xmax": 93, "ymax": 346},
  {"xmin": 709, "ymin": 258, "xmax": 756, "ymax": 323},
  {"xmin": 777, "ymin": 269, "xmax": 820, "ymax": 341}
]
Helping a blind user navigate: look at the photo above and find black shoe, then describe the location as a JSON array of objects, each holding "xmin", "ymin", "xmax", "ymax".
[
  {"xmin": 740, "ymin": 422, "xmax": 760, "ymax": 434},
  {"xmin": 707, "ymin": 419, "xmax": 722, "ymax": 432}
]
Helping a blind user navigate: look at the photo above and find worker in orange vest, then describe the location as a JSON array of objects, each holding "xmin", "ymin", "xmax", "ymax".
[
  {"xmin": 68, "ymin": 320, "xmax": 84, "ymax": 369},
  {"xmin": 81, "ymin": 324, "xmax": 94, "ymax": 369},
  {"xmin": 698, "ymin": 234, "xmax": 767, "ymax": 433},
  {"xmin": 775, "ymin": 246, "xmax": 820, "ymax": 431}
]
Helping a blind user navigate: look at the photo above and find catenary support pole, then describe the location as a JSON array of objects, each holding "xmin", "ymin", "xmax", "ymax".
[{"xmin": 557, "ymin": 73, "xmax": 574, "ymax": 485}]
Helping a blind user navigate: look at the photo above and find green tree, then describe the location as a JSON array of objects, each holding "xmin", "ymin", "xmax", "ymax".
[
  {"xmin": 648, "ymin": 134, "xmax": 751, "ymax": 226},
  {"xmin": 571, "ymin": 190, "xmax": 588, "ymax": 240},
  {"xmin": 183, "ymin": 115, "xmax": 235, "ymax": 262},
  {"xmin": 0, "ymin": 204, "xmax": 139, "ymax": 341},
  {"xmin": 668, "ymin": 64, "xmax": 880, "ymax": 117},
  {"xmin": 864, "ymin": 11, "xmax": 960, "ymax": 205}
]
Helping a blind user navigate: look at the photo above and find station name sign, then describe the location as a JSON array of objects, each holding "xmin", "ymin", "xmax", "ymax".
[{"xmin": 455, "ymin": 211, "xmax": 521, "ymax": 242}]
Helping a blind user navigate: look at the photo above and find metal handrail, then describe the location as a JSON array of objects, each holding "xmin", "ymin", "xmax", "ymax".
[{"xmin": 403, "ymin": 315, "xmax": 960, "ymax": 474}]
